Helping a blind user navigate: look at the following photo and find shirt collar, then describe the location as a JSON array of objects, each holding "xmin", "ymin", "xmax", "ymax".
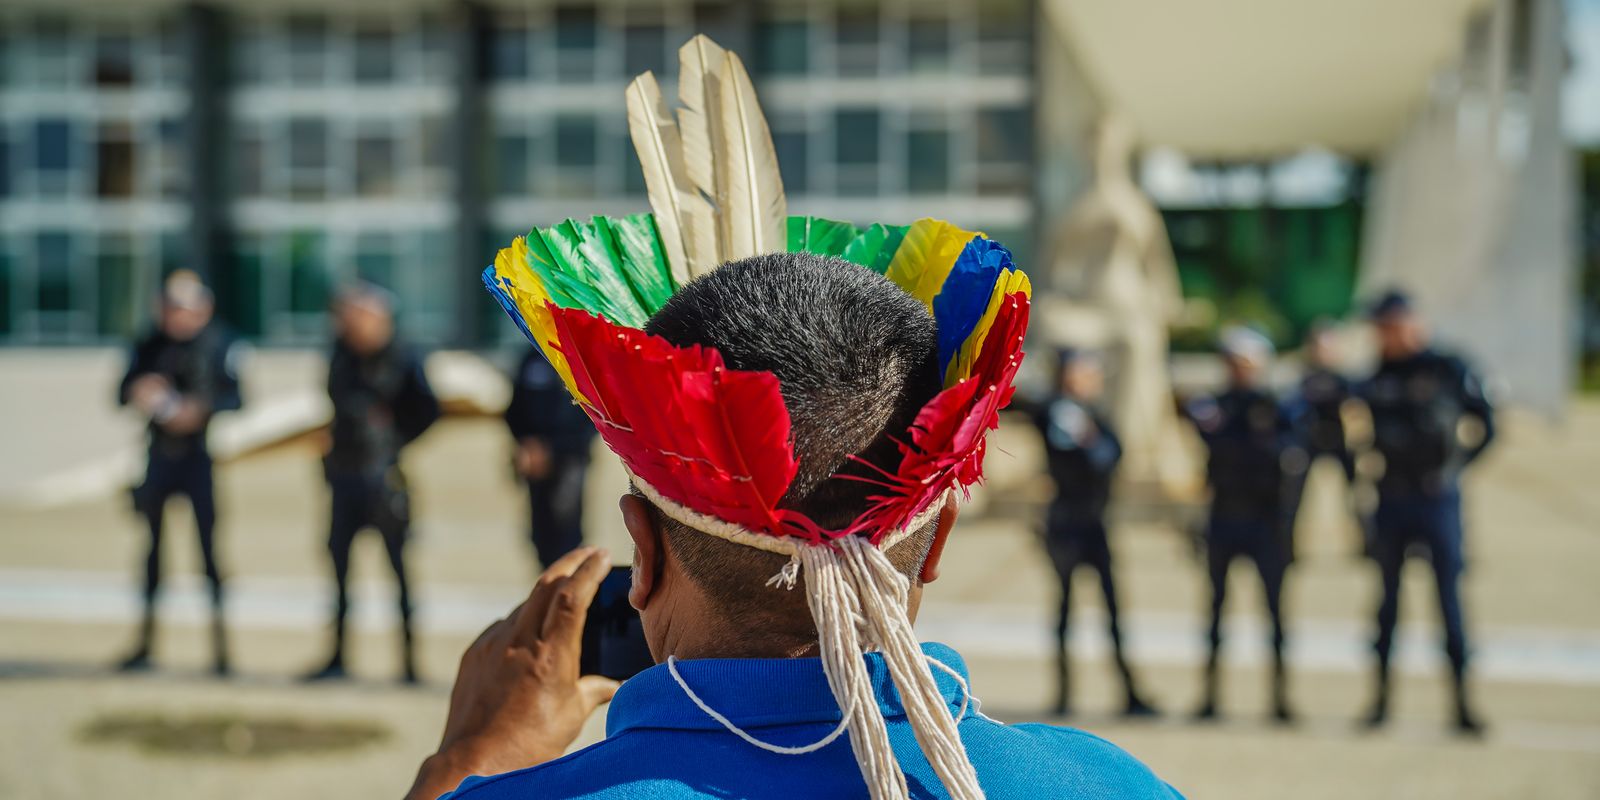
[{"xmin": 605, "ymin": 642, "xmax": 970, "ymax": 738}]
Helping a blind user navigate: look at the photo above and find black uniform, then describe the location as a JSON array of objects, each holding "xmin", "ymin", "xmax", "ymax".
[
  {"xmin": 1287, "ymin": 366, "xmax": 1363, "ymax": 548},
  {"xmin": 505, "ymin": 348, "xmax": 596, "ymax": 569},
  {"xmin": 1030, "ymin": 397, "xmax": 1152, "ymax": 716},
  {"xmin": 1185, "ymin": 386, "xmax": 1299, "ymax": 721},
  {"xmin": 117, "ymin": 323, "xmax": 242, "ymax": 672},
  {"xmin": 1358, "ymin": 347, "xmax": 1494, "ymax": 728},
  {"xmin": 311, "ymin": 338, "xmax": 440, "ymax": 682}
]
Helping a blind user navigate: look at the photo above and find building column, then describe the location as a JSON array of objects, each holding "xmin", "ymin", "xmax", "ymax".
[
  {"xmin": 449, "ymin": 1, "xmax": 490, "ymax": 347},
  {"xmin": 181, "ymin": 3, "xmax": 229, "ymax": 286}
]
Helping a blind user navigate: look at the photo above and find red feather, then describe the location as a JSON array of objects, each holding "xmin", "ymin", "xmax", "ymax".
[{"xmin": 549, "ymin": 305, "xmax": 799, "ymax": 537}]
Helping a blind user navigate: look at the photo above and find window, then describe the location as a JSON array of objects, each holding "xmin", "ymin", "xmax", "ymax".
[
  {"xmin": 96, "ymin": 234, "xmax": 137, "ymax": 336},
  {"xmin": 623, "ymin": 24, "xmax": 668, "ymax": 78},
  {"xmin": 554, "ymin": 5, "xmax": 599, "ymax": 81},
  {"xmin": 906, "ymin": 13, "xmax": 951, "ymax": 73},
  {"xmin": 834, "ymin": 110, "xmax": 879, "ymax": 165},
  {"xmin": 234, "ymin": 124, "xmax": 266, "ymax": 198},
  {"xmin": 977, "ymin": 0, "xmax": 1029, "ymax": 75},
  {"xmin": 975, "ymin": 107, "xmax": 1031, "ymax": 195},
  {"xmin": 355, "ymin": 131, "xmax": 398, "ymax": 196},
  {"xmin": 287, "ymin": 118, "xmax": 329, "ymax": 199},
  {"xmin": 355, "ymin": 232, "xmax": 396, "ymax": 289},
  {"xmin": 834, "ymin": 109, "xmax": 880, "ymax": 196},
  {"xmin": 96, "ymin": 123, "xmax": 136, "ymax": 198},
  {"xmin": 756, "ymin": 19, "xmax": 809, "ymax": 76},
  {"xmin": 36, "ymin": 232, "xmax": 74, "ymax": 314},
  {"xmin": 286, "ymin": 231, "xmax": 329, "ymax": 314},
  {"xmin": 34, "ymin": 119, "xmax": 74, "ymax": 172},
  {"xmin": 621, "ymin": 135, "xmax": 645, "ymax": 195},
  {"xmin": 0, "ymin": 129, "xmax": 10, "ymax": 198},
  {"xmin": 772, "ymin": 126, "xmax": 809, "ymax": 195},
  {"xmin": 154, "ymin": 118, "xmax": 186, "ymax": 198},
  {"xmin": 225, "ymin": 234, "xmax": 266, "ymax": 337},
  {"xmin": 834, "ymin": 7, "xmax": 880, "ymax": 76},
  {"xmin": 491, "ymin": 23, "xmax": 531, "ymax": 81},
  {"xmin": 495, "ymin": 132, "xmax": 535, "ymax": 197},
  {"xmin": 93, "ymin": 33, "xmax": 135, "ymax": 87},
  {"xmin": 29, "ymin": 17, "xmax": 76, "ymax": 87},
  {"xmin": 353, "ymin": 24, "xmax": 397, "ymax": 83},
  {"xmin": 285, "ymin": 15, "xmax": 330, "ymax": 85},
  {"xmin": 905, "ymin": 128, "xmax": 951, "ymax": 193},
  {"xmin": 555, "ymin": 115, "xmax": 599, "ymax": 167}
]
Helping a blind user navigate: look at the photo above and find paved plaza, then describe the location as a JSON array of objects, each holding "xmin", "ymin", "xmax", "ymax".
[{"xmin": 1, "ymin": 354, "xmax": 1597, "ymax": 799}]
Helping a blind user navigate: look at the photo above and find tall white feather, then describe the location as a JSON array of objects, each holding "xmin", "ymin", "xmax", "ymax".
[
  {"xmin": 714, "ymin": 50, "xmax": 787, "ymax": 260},
  {"xmin": 625, "ymin": 71, "xmax": 692, "ymax": 288},
  {"xmin": 675, "ymin": 35, "xmax": 727, "ymax": 275}
]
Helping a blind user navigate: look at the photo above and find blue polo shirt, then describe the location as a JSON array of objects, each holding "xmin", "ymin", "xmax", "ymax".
[{"xmin": 442, "ymin": 643, "xmax": 1182, "ymax": 799}]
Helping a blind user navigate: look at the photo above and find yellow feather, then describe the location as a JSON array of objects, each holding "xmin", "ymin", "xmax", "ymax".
[
  {"xmin": 625, "ymin": 72, "xmax": 692, "ymax": 289},
  {"xmin": 493, "ymin": 237, "xmax": 585, "ymax": 404},
  {"xmin": 714, "ymin": 49, "xmax": 786, "ymax": 260},
  {"xmin": 884, "ymin": 218, "xmax": 981, "ymax": 313},
  {"xmin": 944, "ymin": 268, "xmax": 1033, "ymax": 386}
]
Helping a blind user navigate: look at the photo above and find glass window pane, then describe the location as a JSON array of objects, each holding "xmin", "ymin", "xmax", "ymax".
[
  {"xmin": 495, "ymin": 132, "xmax": 534, "ymax": 197},
  {"xmin": 30, "ymin": 17, "xmax": 76, "ymax": 87},
  {"xmin": 835, "ymin": 7, "xmax": 880, "ymax": 76},
  {"xmin": 756, "ymin": 20, "xmax": 809, "ymax": 76},
  {"xmin": 36, "ymin": 232, "xmax": 73, "ymax": 313},
  {"xmin": 355, "ymin": 232, "xmax": 396, "ymax": 289},
  {"xmin": 907, "ymin": 15, "xmax": 951, "ymax": 73},
  {"xmin": 286, "ymin": 15, "xmax": 329, "ymax": 85},
  {"xmin": 977, "ymin": 0, "xmax": 1028, "ymax": 75},
  {"xmin": 34, "ymin": 119, "xmax": 74, "ymax": 172},
  {"xmin": 286, "ymin": 231, "xmax": 328, "ymax": 314},
  {"xmin": 353, "ymin": 25, "xmax": 396, "ymax": 83},
  {"xmin": 234, "ymin": 126, "xmax": 265, "ymax": 198},
  {"xmin": 94, "ymin": 33, "xmax": 135, "ymax": 87},
  {"xmin": 976, "ymin": 107, "xmax": 1031, "ymax": 164},
  {"xmin": 288, "ymin": 118, "xmax": 327, "ymax": 199},
  {"xmin": 555, "ymin": 5, "xmax": 598, "ymax": 50},
  {"xmin": 555, "ymin": 115, "xmax": 598, "ymax": 167},
  {"xmin": 491, "ymin": 24, "xmax": 530, "ymax": 80},
  {"xmin": 0, "ymin": 130, "xmax": 10, "ymax": 197},
  {"xmin": 906, "ymin": 129, "xmax": 951, "ymax": 193},
  {"xmin": 834, "ymin": 110, "xmax": 879, "ymax": 165},
  {"xmin": 355, "ymin": 132, "xmax": 397, "ymax": 196},
  {"xmin": 623, "ymin": 24, "xmax": 667, "ymax": 77},
  {"xmin": 97, "ymin": 123, "xmax": 136, "ymax": 198},
  {"xmin": 621, "ymin": 134, "xmax": 645, "ymax": 195},
  {"xmin": 222, "ymin": 234, "xmax": 265, "ymax": 337},
  {"xmin": 96, "ymin": 234, "xmax": 137, "ymax": 337},
  {"xmin": 155, "ymin": 118, "xmax": 187, "ymax": 198},
  {"xmin": 773, "ymin": 128, "xmax": 808, "ymax": 195}
]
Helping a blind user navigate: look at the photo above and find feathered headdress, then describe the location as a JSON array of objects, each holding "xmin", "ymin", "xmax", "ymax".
[{"xmin": 484, "ymin": 36, "xmax": 1029, "ymax": 800}]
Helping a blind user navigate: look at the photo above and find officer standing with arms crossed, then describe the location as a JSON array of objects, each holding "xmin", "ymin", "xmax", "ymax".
[
  {"xmin": 1358, "ymin": 290, "xmax": 1494, "ymax": 734},
  {"xmin": 505, "ymin": 347, "xmax": 596, "ymax": 570},
  {"xmin": 1029, "ymin": 349, "xmax": 1157, "ymax": 717},
  {"xmin": 1185, "ymin": 326, "xmax": 1301, "ymax": 723},
  {"xmin": 304, "ymin": 285, "xmax": 440, "ymax": 684},
  {"xmin": 116, "ymin": 270, "xmax": 242, "ymax": 675}
]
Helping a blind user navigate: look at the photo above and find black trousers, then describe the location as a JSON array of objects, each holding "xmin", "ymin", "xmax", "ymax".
[
  {"xmin": 324, "ymin": 469, "xmax": 413, "ymax": 659},
  {"xmin": 527, "ymin": 458, "xmax": 588, "ymax": 569},
  {"xmin": 1204, "ymin": 514, "xmax": 1290, "ymax": 669},
  {"xmin": 1044, "ymin": 509, "xmax": 1138, "ymax": 705},
  {"xmin": 133, "ymin": 449, "xmax": 223, "ymax": 607},
  {"xmin": 1371, "ymin": 486, "xmax": 1469, "ymax": 671}
]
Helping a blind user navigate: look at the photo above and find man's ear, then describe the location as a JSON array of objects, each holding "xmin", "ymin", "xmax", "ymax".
[
  {"xmin": 918, "ymin": 492, "xmax": 960, "ymax": 584},
  {"xmin": 620, "ymin": 494, "xmax": 663, "ymax": 611}
]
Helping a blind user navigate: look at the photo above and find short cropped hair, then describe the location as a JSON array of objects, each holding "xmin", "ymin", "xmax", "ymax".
[{"xmin": 641, "ymin": 252, "xmax": 944, "ymax": 651}]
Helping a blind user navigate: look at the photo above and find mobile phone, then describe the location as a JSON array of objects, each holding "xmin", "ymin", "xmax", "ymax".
[{"xmin": 579, "ymin": 565, "xmax": 655, "ymax": 681}]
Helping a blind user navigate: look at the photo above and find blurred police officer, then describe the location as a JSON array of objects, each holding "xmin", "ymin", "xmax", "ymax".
[
  {"xmin": 116, "ymin": 270, "xmax": 242, "ymax": 675},
  {"xmin": 1358, "ymin": 290, "xmax": 1494, "ymax": 734},
  {"xmin": 1288, "ymin": 322, "xmax": 1363, "ymax": 551},
  {"xmin": 1185, "ymin": 326, "xmax": 1300, "ymax": 723},
  {"xmin": 1030, "ymin": 349, "xmax": 1157, "ymax": 718},
  {"xmin": 505, "ymin": 347, "xmax": 596, "ymax": 570},
  {"xmin": 305, "ymin": 284, "xmax": 440, "ymax": 684}
]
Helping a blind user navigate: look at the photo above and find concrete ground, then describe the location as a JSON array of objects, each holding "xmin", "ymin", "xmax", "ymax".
[{"xmin": 1, "ymin": 384, "xmax": 1598, "ymax": 798}]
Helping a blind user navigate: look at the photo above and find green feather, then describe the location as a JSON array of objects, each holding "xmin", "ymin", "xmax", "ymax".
[
  {"xmin": 536, "ymin": 218, "xmax": 650, "ymax": 328},
  {"xmin": 611, "ymin": 213, "xmax": 677, "ymax": 314},
  {"xmin": 841, "ymin": 223, "xmax": 909, "ymax": 274},
  {"xmin": 786, "ymin": 216, "xmax": 861, "ymax": 258}
]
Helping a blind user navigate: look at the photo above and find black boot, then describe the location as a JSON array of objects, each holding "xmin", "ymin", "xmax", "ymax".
[
  {"xmin": 1116, "ymin": 658, "xmax": 1158, "ymax": 718},
  {"xmin": 1194, "ymin": 653, "xmax": 1220, "ymax": 721},
  {"xmin": 1361, "ymin": 661, "xmax": 1390, "ymax": 729},
  {"xmin": 399, "ymin": 614, "xmax": 420, "ymax": 686},
  {"xmin": 1452, "ymin": 662, "xmax": 1485, "ymax": 736},
  {"xmin": 210, "ymin": 605, "xmax": 231, "ymax": 678},
  {"xmin": 302, "ymin": 615, "xmax": 348, "ymax": 682},
  {"xmin": 1270, "ymin": 656, "xmax": 1295, "ymax": 724},
  {"xmin": 116, "ymin": 608, "xmax": 156, "ymax": 672}
]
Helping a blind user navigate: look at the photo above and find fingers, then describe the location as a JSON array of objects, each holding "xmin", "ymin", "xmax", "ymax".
[
  {"xmin": 577, "ymin": 675, "xmax": 621, "ymax": 710},
  {"xmin": 539, "ymin": 548, "xmax": 611, "ymax": 648},
  {"xmin": 512, "ymin": 545, "xmax": 608, "ymax": 644}
]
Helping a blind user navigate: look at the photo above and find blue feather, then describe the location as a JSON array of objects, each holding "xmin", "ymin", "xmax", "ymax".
[
  {"xmin": 481, "ymin": 266, "xmax": 538, "ymax": 346},
  {"xmin": 932, "ymin": 237, "xmax": 1013, "ymax": 376}
]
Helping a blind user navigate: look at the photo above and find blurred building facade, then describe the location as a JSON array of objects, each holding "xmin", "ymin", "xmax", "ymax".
[{"xmin": 0, "ymin": 0, "xmax": 1038, "ymax": 347}]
